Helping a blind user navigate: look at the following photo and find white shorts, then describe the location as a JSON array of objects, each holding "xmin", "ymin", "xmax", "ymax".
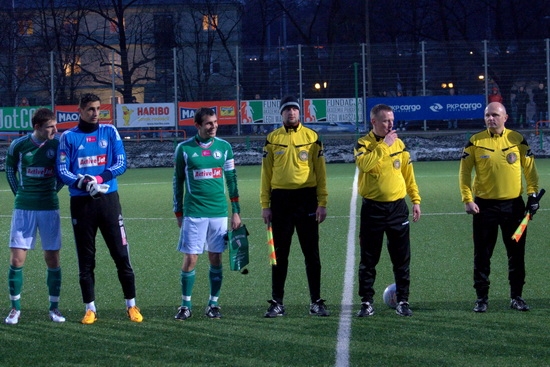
[
  {"xmin": 177, "ymin": 217, "xmax": 227, "ymax": 255},
  {"xmin": 9, "ymin": 209, "xmax": 62, "ymax": 251}
]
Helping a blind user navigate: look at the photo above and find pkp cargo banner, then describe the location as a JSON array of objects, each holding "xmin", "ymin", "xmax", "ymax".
[{"xmin": 366, "ymin": 95, "xmax": 485, "ymax": 120}]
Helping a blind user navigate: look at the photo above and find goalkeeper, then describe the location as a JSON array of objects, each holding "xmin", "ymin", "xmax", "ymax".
[
  {"xmin": 57, "ymin": 93, "xmax": 143, "ymax": 324},
  {"xmin": 459, "ymin": 102, "xmax": 540, "ymax": 313}
]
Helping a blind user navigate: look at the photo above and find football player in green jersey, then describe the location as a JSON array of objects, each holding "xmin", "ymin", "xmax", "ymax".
[
  {"xmin": 4, "ymin": 108, "xmax": 65, "ymax": 324},
  {"xmin": 173, "ymin": 107, "xmax": 241, "ymax": 320}
]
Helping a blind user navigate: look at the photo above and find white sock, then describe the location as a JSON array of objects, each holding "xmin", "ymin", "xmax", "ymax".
[
  {"xmin": 125, "ymin": 298, "xmax": 136, "ymax": 308},
  {"xmin": 86, "ymin": 301, "xmax": 96, "ymax": 313}
]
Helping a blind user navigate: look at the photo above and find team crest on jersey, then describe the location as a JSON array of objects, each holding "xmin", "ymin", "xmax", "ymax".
[
  {"xmin": 393, "ymin": 159, "xmax": 401, "ymax": 169},
  {"xmin": 506, "ymin": 152, "xmax": 517, "ymax": 164},
  {"xmin": 299, "ymin": 150, "xmax": 308, "ymax": 161},
  {"xmin": 213, "ymin": 150, "xmax": 222, "ymax": 159},
  {"xmin": 46, "ymin": 149, "xmax": 55, "ymax": 159},
  {"xmin": 99, "ymin": 139, "xmax": 108, "ymax": 148}
]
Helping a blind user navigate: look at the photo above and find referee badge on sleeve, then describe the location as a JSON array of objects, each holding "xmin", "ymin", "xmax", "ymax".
[
  {"xmin": 299, "ymin": 150, "xmax": 309, "ymax": 161},
  {"xmin": 393, "ymin": 159, "xmax": 401, "ymax": 169}
]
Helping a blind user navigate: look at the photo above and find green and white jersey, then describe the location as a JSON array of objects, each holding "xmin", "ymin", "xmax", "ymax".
[
  {"xmin": 6, "ymin": 134, "xmax": 60, "ymax": 210},
  {"xmin": 173, "ymin": 135, "xmax": 240, "ymax": 218}
]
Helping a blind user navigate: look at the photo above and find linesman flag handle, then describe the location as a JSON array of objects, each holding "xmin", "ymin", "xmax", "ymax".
[
  {"xmin": 267, "ymin": 223, "xmax": 277, "ymax": 266},
  {"xmin": 512, "ymin": 188, "xmax": 545, "ymax": 242}
]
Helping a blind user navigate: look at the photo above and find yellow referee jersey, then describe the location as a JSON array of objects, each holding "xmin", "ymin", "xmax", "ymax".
[
  {"xmin": 260, "ymin": 123, "xmax": 328, "ymax": 209},
  {"xmin": 459, "ymin": 128, "xmax": 539, "ymax": 202},
  {"xmin": 354, "ymin": 131, "xmax": 421, "ymax": 204}
]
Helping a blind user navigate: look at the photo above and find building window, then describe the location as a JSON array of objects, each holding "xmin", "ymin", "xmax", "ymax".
[
  {"xmin": 18, "ymin": 20, "xmax": 33, "ymax": 35},
  {"xmin": 109, "ymin": 53, "xmax": 122, "ymax": 76},
  {"xmin": 64, "ymin": 55, "xmax": 81, "ymax": 76},
  {"xmin": 203, "ymin": 61, "xmax": 221, "ymax": 75},
  {"xmin": 212, "ymin": 62, "xmax": 220, "ymax": 74},
  {"xmin": 202, "ymin": 15, "xmax": 218, "ymax": 31},
  {"xmin": 63, "ymin": 19, "xmax": 78, "ymax": 35},
  {"xmin": 109, "ymin": 18, "xmax": 125, "ymax": 34}
]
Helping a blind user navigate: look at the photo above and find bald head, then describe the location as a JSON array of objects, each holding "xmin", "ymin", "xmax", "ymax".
[
  {"xmin": 485, "ymin": 102, "xmax": 507, "ymax": 115},
  {"xmin": 484, "ymin": 102, "xmax": 508, "ymax": 134}
]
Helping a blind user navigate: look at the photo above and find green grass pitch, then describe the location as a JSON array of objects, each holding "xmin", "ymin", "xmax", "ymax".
[{"xmin": 0, "ymin": 160, "xmax": 549, "ymax": 366}]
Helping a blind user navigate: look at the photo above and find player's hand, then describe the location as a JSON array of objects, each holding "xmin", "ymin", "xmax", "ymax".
[
  {"xmin": 316, "ymin": 206, "xmax": 327, "ymax": 223},
  {"xmin": 76, "ymin": 174, "xmax": 96, "ymax": 190},
  {"xmin": 262, "ymin": 208, "xmax": 272, "ymax": 225},
  {"xmin": 231, "ymin": 213, "xmax": 242, "ymax": 230},
  {"xmin": 526, "ymin": 195, "xmax": 540, "ymax": 217},
  {"xmin": 412, "ymin": 204, "xmax": 421, "ymax": 222},
  {"xmin": 88, "ymin": 183, "xmax": 109, "ymax": 198},
  {"xmin": 465, "ymin": 202, "xmax": 479, "ymax": 215},
  {"xmin": 383, "ymin": 130, "xmax": 398, "ymax": 146}
]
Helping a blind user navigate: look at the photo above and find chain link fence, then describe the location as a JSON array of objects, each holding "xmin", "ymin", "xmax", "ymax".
[{"xmin": 3, "ymin": 39, "xmax": 549, "ymax": 127}]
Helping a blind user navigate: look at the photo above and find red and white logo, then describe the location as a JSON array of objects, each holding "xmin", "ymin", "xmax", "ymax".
[
  {"xmin": 193, "ymin": 167, "xmax": 222, "ymax": 180},
  {"xmin": 26, "ymin": 166, "xmax": 55, "ymax": 178},
  {"xmin": 78, "ymin": 154, "xmax": 107, "ymax": 168}
]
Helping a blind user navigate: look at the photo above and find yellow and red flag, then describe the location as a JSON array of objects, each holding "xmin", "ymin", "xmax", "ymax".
[
  {"xmin": 512, "ymin": 213, "xmax": 530, "ymax": 242},
  {"xmin": 267, "ymin": 224, "xmax": 277, "ymax": 266}
]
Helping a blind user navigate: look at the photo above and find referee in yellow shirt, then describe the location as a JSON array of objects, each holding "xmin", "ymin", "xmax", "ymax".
[
  {"xmin": 459, "ymin": 102, "xmax": 540, "ymax": 313},
  {"xmin": 354, "ymin": 104, "xmax": 421, "ymax": 317},
  {"xmin": 260, "ymin": 95, "xmax": 329, "ymax": 318}
]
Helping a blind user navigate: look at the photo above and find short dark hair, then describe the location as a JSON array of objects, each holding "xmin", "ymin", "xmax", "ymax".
[
  {"xmin": 194, "ymin": 107, "xmax": 216, "ymax": 125},
  {"xmin": 32, "ymin": 108, "xmax": 55, "ymax": 128},
  {"xmin": 370, "ymin": 104, "xmax": 393, "ymax": 120},
  {"xmin": 79, "ymin": 93, "xmax": 101, "ymax": 108}
]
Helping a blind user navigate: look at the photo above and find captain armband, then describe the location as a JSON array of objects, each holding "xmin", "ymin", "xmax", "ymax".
[{"xmin": 230, "ymin": 197, "xmax": 241, "ymax": 214}]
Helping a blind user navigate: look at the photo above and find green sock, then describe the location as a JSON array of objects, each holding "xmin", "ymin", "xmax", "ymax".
[
  {"xmin": 8, "ymin": 265, "xmax": 23, "ymax": 311},
  {"xmin": 47, "ymin": 267, "xmax": 62, "ymax": 310},
  {"xmin": 208, "ymin": 264, "xmax": 223, "ymax": 306},
  {"xmin": 180, "ymin": 270, "xmax": 195, "ymax": 309}
]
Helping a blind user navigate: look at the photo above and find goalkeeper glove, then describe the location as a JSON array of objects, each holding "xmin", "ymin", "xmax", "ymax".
[
  {"xmin": 526, "ymin": 194, "xmax": 540, "ymax": 217},
  {"xmin": 88, "ymin": 182, "xmax": 110, "ymax": 198},
  {"xmin": 76, "ymin": 174, "xmax": 96, "ymax": 190}
]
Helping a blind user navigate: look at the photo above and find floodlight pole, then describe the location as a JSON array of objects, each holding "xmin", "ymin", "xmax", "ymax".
[
  {"xmin": 50, "ymin": 51, "xmax": 54, "ymax": 108},
  {"xmin": 173, "ymin": 47, "xmax": 178, "ymax": 138}
]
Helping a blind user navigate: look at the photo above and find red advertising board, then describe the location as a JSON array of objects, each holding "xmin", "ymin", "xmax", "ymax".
[
  {"xmin": 177, "ymin": 101, "xmax": 237, "ymax": 126},
  {"xmin": 55, "ymin": 104, "xmax": 114, "ymax": 130}
]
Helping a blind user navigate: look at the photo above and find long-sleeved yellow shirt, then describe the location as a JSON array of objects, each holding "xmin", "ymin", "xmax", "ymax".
[
  {"xmin": 459, "ymin": 128, "xmax": 539, "ymax": 202},
  {"xmin": 354, "ymin": 131, "xmax": 421, "ymax": 204},
  {"xmin": 260, "ymin": 123, "xmax": 328, "ymax": 209}
]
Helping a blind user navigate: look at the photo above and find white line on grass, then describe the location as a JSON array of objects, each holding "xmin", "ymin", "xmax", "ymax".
[{"xmin": 335, "ymin": 168, "xmax": 359, "ymax": 367}]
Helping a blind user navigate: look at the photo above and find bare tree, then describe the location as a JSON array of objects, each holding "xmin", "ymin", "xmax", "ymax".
[
  {"xmin": 28, "ymin": 0, "xmax": 88, "ymax": 104},
  {"xmin": 0, "ymin": 2, "xmax": 36, "ymax": 106},
  {"xmin": 175, "ymin": 0, "xmax": 243, "ymax": 101},
  {"xmin": 77, "ymin": 0, "xmax": 156, "ymax": 103}
]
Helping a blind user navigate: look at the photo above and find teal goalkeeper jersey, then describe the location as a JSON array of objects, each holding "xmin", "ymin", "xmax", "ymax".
[
  {"xmin": 173, "ymin": 135, "xmax": 240, "ymax": 218},
  {"xmin": 5, "ymin": 134, "xmax": 60, "ymax": 210}
]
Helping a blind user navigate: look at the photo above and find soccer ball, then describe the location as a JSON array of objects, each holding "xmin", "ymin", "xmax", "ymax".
[{"xmin": 383, "ymin": 283, "xmax": 397, "ymax": 309}]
